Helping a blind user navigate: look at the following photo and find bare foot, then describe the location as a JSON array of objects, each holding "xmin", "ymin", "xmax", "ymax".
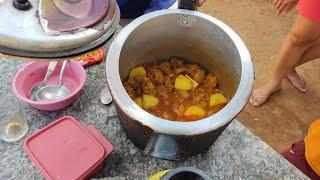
[
  {"xmin": 286, "ymin": 70, "xmax": 307, "ymax": 93},
  {"xmin": 250, "ymin": 81, "xmax": 281, "ymax": 107}
]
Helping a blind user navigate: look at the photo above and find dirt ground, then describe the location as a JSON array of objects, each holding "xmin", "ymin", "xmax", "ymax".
[{"xmin": 200, "ymin": 0, "xmax": 320, "ymax": 152}]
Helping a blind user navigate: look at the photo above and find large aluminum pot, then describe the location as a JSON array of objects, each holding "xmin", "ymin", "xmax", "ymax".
[{"xmin": 106, "ymin": 1, "xmax": 254, "ymax": 160}]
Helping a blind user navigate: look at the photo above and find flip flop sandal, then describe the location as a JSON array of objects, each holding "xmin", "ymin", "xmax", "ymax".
[{"xmin": 286, "ymin": 74, "xmax": 307, "ymax": 93}]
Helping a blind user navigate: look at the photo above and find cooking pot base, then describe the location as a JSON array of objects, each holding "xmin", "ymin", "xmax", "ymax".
[{"xmin": 116, "ymin": 104, "xmax": 231, "ymax": 161}]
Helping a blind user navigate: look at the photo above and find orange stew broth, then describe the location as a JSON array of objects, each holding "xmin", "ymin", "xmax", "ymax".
[
  {"xmin": 148, "ymin": 87, "xmax": 226, "ymax": 122},
  {"xmin": 124, "ymin": 59, "xmax": 227, "ymax": 122}
]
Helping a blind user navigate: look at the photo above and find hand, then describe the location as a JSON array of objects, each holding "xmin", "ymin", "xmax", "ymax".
[
  {"xmin": 198, "ymin": 0, "xmax": 206, "ymax": 7},
  {"xmin": 267, "ymin": 0, "xmax": 299, "ymax": 15}
]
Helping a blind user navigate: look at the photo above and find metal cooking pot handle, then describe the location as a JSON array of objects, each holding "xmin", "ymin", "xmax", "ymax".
[
  {"xmin": 143, "ymin": 133, "xmax": 180, "ymax": 160},
  {"xmin": 178, "ymin": 0, "xmax": 198, "ymax": 11}
]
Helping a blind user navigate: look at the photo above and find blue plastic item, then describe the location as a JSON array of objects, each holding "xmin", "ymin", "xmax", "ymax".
[
  {"xmin": 144, "ymin": 0, "xmax": 176, "ymax": 14},
  {"xmin": 116, "ymin": 0, "xmax": 176, "ymax": 18}
]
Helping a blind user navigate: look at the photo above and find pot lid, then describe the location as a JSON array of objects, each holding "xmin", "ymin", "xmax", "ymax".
[
  {"xmin": 0, "ymin": 0, "xmax": 119, "ymax": 58},
  {"xmin": 23, "ymin": 116, "xmax": 112, "ymax": 180}
]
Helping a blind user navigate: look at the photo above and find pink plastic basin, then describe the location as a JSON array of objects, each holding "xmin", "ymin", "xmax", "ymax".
[
  {"xmin": 12, "ymin": 60, "xmax": 86, "ymax": 111},
  {"xmin": 24, "ymin": 116, "xmax": 113, "ymax": 180}
]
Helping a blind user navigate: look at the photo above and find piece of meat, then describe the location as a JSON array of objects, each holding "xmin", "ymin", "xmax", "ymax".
[
  {"xmin": 144, "ymin": 60, "xmax": 158, "ymax": 69},
  {"xmin": 193, "ymin": 70, "xmax": 205, "ymax": 84},
  {"xmin": 125, "ymin": 77, "xmax": 143, "ymax": 98},
  {"xmin": 193, "ymin": 91, "xmax": 209, "ymax": 101},
  {"xmin": 170, "ymin": 58, "xmax": 184, "ymax": 69},
  {"xmin": 142, "ymin": 77, "xmax": 156, "ymax": 95},
  {"xmin": 174, "ymin": 66, "xmax": 188, "ymax": 75},
  {"xmin": 124, "ymin": 77, "xmax": 143, "ymax": 99},
  {"xmin": 164, "ymin": 74, "xmax": 175, "ymax": 92},
  {"xmin": 203, "ymin": 74, "xmax": 217, "ymax": 89},
  {"xmin": 186, "ymin": 64, "xmax": 206, "ymax": 83},
  {"xmin": 146, "ymin": 68, "xmax": 164, "ymax": 85},
  {"xmin": 159, "ymin": 61, "xmax": 173, "ymax": 75},
  {"xmin": 197, "ymin": 101, "xmax": 208, "ymax": 109},
  {"xmin": 192, "ymin": 92, "xmax": 209, "ymax": 109},
  {"xmin": 172, "ymin": 89, "xmax": 190, "ymax": 103},
  {"xmin": 173, "ymin": 103, "xmax": 186, "ymax": 117},
  {"xmin": 124, "ymin": 82, "xmax": 135, "ymax": 99},
  {"xmin": 157, "ymin": 85, "xmax": 169, "ymax": 99},
  {"xmin": 186, "ymin": 64, "xmax": 199, "ymax": 73},
  {"xmin": 175, "ymin": 89, "xmax": 190, "ymax": 99}
]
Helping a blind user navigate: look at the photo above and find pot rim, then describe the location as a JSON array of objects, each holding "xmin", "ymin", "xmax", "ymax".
[{"xmin": 106, "ymin": 9, "xmax": 254, "ymax": 136}]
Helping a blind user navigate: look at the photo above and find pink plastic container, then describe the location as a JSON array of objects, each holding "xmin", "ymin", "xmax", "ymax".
[
  {"xmin": 12, "ymin": 61, "xmax": 86, "ymax": 111},
  {"xmin": 23, "ymin": 116, "xmax": 113, "ymax": 180}
]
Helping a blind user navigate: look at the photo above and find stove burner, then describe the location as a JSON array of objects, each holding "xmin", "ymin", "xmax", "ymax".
[{"xmin": 13, "ymin": 0, "xmax": 32, "ymax": 10}]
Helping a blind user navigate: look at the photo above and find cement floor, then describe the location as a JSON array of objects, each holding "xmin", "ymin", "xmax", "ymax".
[{"xmin": 200, "ymin": 0, "xmax": 320, "ymax": 152}]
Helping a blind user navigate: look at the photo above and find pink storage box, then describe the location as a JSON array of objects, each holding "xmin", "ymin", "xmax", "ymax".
[{"xmin": 23, "ymin": 116, "xmax": 113, "ymax": 180}]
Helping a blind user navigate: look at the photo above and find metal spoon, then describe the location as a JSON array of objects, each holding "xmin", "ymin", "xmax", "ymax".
[
  {"xmin": 36, "ymin": 60, "xmax": 70, "ymax": 102},
  {"xmin": 100, "ymin": 84, "xmax": 113, "ymax": 105},
  {"xmin": 29, "ymin": 61, "xmax": 58, "ymax": 100}
]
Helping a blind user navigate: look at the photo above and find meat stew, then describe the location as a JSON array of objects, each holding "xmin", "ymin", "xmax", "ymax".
[{"xmin": 124, "ymin": 58, "xmax": 228, "ymax": 122}]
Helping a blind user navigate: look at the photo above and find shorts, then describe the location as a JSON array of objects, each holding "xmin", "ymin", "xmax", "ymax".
[{"xmin": 297, "ymin": 0, "xmax": 320, "ymax": 23}]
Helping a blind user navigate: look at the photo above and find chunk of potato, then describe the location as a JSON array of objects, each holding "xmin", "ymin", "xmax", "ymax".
[
  {"xmin": 209, "ymin": 93, "xmax": 227, "ymax": 107},
  {"xmin": 129, "ymin": 66, "xmax": 146, "ymax": 79},
  {"xmin": 143, "ymin": 94, "xmax": 159, "ymax": 109},
  {"xmin": 174, "ymin": 75, "xmax": 193, "ymax": 91},
  {"xmin": 184, "ymin": 106, "xmax": 206, "ymax": 117},
  {"xmin": 161, "ymin": 111, "xmax": 171, "ymax": 120},
  {"xmin": 134, "ymin": 97, "xmax": 143, "ymax": 107},
  {"xmin": 185, "ymin": 74, "xmax": 199, "ymax": 89}
]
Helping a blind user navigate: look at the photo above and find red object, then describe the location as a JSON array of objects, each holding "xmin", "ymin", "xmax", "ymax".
[
  {"xmin": 281, "ymin": 140, "xmax": 320, "ymax": 180},
  {"xmin": 72, "ymin": 47, "xmax": 106, "ymax": 68},
  {"xmin": 297, "ymin": 0, "xmax": 320, "ymax": 23},
  {"xmin": 23, "ymin": 116, "xmax": 113, "ymax": 180}
]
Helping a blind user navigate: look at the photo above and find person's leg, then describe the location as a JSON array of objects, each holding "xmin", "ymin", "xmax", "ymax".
[
  {"xmin": 250, "ymin": 15, "xmax": 320, "ymax": 106},
  {"xmin": 293, "ymin": 40, "xmax": 320, "ymax": 66},
  {"xmin": 286, "ymin": 40, "xmax": 320, "ymax": 92}
]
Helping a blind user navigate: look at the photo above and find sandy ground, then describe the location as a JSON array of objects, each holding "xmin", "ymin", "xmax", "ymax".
[{"xmin": 200, "ymin": 0, "xmax": 320, "ymax": 152}]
